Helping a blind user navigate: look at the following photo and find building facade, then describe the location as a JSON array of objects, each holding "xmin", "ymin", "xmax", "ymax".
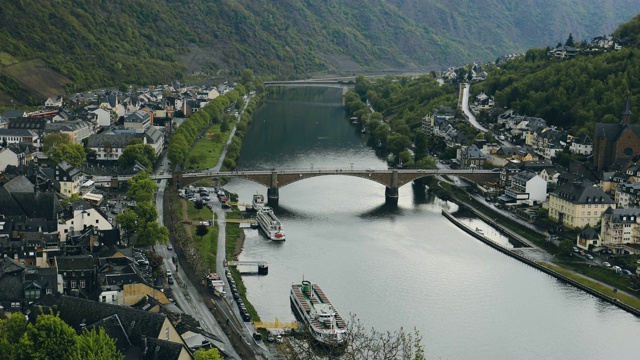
[{"xmin": 548, "ymin": 180, "xmax": 616, "ymax": 228}]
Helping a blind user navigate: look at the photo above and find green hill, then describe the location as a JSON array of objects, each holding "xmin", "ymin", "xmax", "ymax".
[
  {"xmin": 0, "ymin": 0, "xmax": 638, "ymax": 104},
  {"xmin": 473, "ymin": 13, "xmax": 640, "ymax": 135}
]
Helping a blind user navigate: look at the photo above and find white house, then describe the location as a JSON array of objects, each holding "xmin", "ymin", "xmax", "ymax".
[
  {"xmin": 91, "ymin": 108, "xmax": 112, "ymax": 127},
  {"xmin": 570, "ymin": 134, "xmax": 593, "ymax": 156},
  {"xmin": 58, "ymin": 201, "xmax": 113, "ymax": 243},
  {"xmin": 44, "ymin": 96, "xmax": 63, "ymax": 108},
  {"xmin": 501, "ymin": 171, "xmax": 547, "ymax": 205},
  {"xmin": 0, "ymin": 147, "xmax": 20, "ymax": 173}
]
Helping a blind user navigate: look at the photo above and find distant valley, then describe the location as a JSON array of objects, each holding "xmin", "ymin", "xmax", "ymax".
[{"xmin": 0, "ymin": 0, "xmax": 639, "ymax": 104}]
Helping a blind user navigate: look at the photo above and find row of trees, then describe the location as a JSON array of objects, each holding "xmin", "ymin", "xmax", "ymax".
[
  {"xmin": 168, "ymin": 84, "xmax": 246, "ymax": 167},
  {"xmin": 345, "ymin": 75, "xmax": 458, "ymax": 167},
  {"xmin": 0, "ymin": 312, "xmax": 122, "ymax": 360},
  {"xmin": 115, "ymin": 171, "xmax": 169, "ymax": 247}
]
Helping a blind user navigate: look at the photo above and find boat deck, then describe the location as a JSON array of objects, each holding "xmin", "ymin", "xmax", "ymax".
[{"xmin": 292, "ymin": 283, "xmax": 346, "ymax": 329}]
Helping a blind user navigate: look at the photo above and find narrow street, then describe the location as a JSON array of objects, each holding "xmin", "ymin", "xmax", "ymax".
[
  {"xmin": 461, "ymin": 83, "xmax": 488, "ymax": 133},
  {"xmin": 154, "ymin": 153, "xmax": 242, "ymax": 359}
]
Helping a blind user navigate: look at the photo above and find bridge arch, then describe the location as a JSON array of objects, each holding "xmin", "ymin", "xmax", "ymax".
[{"xmin": 173, "ymin": 169, "xmax": 499, "ymax": 206}]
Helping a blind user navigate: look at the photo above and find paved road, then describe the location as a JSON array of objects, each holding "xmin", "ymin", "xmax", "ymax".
[
  {"xmin": 154, "ymin": 153, "xmax": 241, "ymax": 358},
  {"xmin": 461, "ymin": 83, "xmax": 488, "ymax": 133}
]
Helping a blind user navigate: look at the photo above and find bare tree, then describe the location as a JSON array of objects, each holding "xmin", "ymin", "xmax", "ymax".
[{"xmin": 276, "ymin": 314, "xmax": 425, "ymax": 360}]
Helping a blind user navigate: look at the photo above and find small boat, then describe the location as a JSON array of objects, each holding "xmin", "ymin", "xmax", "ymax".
[
  {"xmin": 252, "ymin": 193, "xmax": 265, "ymax": 211},
  {"xmin": 476, "ymin": 227, "xmax": 484, "ymax": 234}
]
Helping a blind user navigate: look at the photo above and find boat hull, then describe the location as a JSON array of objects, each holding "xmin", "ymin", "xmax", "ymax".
[
  {"xmin": 256, "ymin": 207, "xmax": 286, "ymax": 241},
  {"xmin": 290, "ymin": 282, "xmax": 348, "ymax": 347}
]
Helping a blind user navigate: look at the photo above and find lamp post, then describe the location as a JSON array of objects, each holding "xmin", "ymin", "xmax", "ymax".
[{"xmin": 350, "ymin": 163, "xmax": 353, "ymax": 171}]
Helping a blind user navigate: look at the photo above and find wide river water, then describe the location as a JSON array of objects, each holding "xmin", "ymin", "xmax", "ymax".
[{"xmin": 224, "ymin": 88, "xmax": 640, "ymax": 360}]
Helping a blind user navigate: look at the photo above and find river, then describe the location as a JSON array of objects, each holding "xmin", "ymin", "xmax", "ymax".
[{"xmin": 223, "ymin": 87, "xmax": 640, "ymax": 360}]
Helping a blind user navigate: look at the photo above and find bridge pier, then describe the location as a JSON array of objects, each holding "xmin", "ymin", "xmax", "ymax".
[
  {"xmin": 267, "ymin": 187, "xmax": 279, "ymax": 206},
  {"xmin": 385, "ymin": 186, "xmax": 399, "ymax": 206}
]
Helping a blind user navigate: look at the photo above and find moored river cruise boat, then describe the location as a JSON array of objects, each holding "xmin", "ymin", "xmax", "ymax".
[
  {"xmin": 252, "ymin": 193, "xmax": 265, "ymax": 211},
  {"xmin": 256, "ymin": 206, "xmax": 285, "ymax": 241},
  {"xmin": 290, "ymin": 280, "xmax": 348, "ymax": 347}
]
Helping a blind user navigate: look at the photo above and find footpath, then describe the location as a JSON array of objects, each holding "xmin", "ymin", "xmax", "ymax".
[{"xmin": 443, "ymin": 188, "xmax": 640, "ymax": 317}]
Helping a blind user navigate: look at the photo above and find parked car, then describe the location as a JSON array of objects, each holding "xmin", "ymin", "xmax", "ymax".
[
  {"xmin": 252, "ymin": 333, "xmax": 262, "ymax": 341},
  {"xmin": 167, "ymin": 244, "xmax": 173, "ymax": 250},
  {"xmin": 573, "ymin": 247, "xmax": 579, "ymax": 253},
  {"xmin": 166, "ymin": 270, "xmax": 172, "ymax": 277},
  {"xmin": 622, "ymin": 269, "xmax": 633, "ymax": 276},
  {"xmin": 586, "ymin": 254, "xmax": 594, "ymax": 260},
  {"xmin": 602, "ymin": 262, "xmax": 611, "ymax": 267},
  {"xmin": 167, "ymin": 277, "xmax": 174, "ymax": 285},
  {"xmin": 241, "ymin": 311, "xmax": 251, "ymax": 322}
]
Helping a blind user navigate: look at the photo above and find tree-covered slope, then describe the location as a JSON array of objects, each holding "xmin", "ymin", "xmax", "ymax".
[
  {"xmin": 473, "ymin": 14, "xmax": 640, "ymax": 135},
  {"xmin": 0, "ymin": 0, "xmax": 638, "ymax": 104}
]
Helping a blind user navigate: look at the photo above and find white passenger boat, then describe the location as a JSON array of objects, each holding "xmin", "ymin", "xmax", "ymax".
[
  {"xmin": 290, "ymin": 280, "xmax": 348, "ymax": 347},
  {"xmin": 252, "ymin": 193, "xmax": 265, "ymax": 211},
  {"xmin": 256, "ymin": 206, "xmax": 285, "ymax": 241}
]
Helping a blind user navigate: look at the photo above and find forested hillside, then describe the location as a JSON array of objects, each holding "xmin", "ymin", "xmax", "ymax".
[
  {"xmin": 473, "ymin": 14, "xmax": 640, "ymax": 135},
  {"xmin": 0, "ymin": 0, "xmax": 638, "ymax": 104}
]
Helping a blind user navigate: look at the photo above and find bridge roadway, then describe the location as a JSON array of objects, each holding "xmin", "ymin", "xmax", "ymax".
[{"xmin": 97, "ymin": 168, "xmax": 498, "ymax": 205}]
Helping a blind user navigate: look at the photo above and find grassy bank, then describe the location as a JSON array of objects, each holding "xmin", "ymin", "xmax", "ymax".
[
  {"xmin": 186, "ymin": 123, "xmax": 230, "ymax": 171},
  {"xmin": 438, "ymin": 179, "xmax": 640, "ymax": 311},
  {"xmin": 540, "ymin": 262, "xmax": 640, "ymax": 310}
]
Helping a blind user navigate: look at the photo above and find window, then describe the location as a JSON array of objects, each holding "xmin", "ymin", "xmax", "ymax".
[
  {"xmin": 71, "ymin": 280, "xmax": 76, "ymax": 289},
  {"xmin": 80, "ymin": 280, "xmax": 86, "ymax": 288},
  {"xmin": 46, "ymin": 288, "xmax": 52, "ymax": 295},
  {"xmin": 96, "ymin": 219, "xmax": 99, "ymax": 224}
]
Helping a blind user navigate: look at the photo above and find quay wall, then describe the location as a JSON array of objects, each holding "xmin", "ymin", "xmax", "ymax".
[{"xmin": 442, "ymin": 209, "xmax": 640, "ymax": 317}]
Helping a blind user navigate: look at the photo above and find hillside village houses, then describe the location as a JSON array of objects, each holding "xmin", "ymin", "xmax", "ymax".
[{"xmin": 0, "ymin": 82, "xmax": 248, "ymax": 359}]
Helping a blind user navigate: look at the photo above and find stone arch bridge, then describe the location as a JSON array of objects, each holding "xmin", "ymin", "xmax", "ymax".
[{"xmin": 172, "ymin": 168, "xmax": 499, "ymax": 205}]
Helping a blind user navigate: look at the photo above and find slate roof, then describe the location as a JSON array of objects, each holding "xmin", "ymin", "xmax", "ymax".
[
  {"xmin": 512, "ymin": 171, "xmax": 537, "ymax": 182},
  {"xmin": 0, "ymin": 177, "xmax": 62, "ymax": 220},
  {"xmin": 144, "ymin": 127, "xmax": 163, "ymax": 144},
  {"xmin": 552, "ymin": 180, "xmax": 615, "ymax": 204},
  {"xmin": 4, "ymin": 175, "xmax": 35, "ymax": 193},
  {"xmin": 141, "ymin": 337, "xmax": 185, "ymax": 360},
  {"xmin": 56, "ymin": 255, "xmax": 98, "ymax": 270},
  {"xmin": 87, "ymin": 132, "xmax": 139, "ymax": 149},
  {"xmin": 595, "ymin": 123, "xmax": 640, "ymax": 142},
  {"xmin": 88, "ymin": 314, "xmax": 132, "ymax": 353},
  {"xmin": 125, "ymin": 110, "xmax": 151, "ymax": 123},
  {"xmin": 8, "ymin": 118, "xmax": 47, "ymax": 130},
  {"xmin": 0, "ymin": 129, "xmax": 38, "ymax": 137},
  {"xmin": 57, "ymin": 296, "xmax": 168, "ymax": 347},
  {"xmin": 602, "ymin": 208, "xmax": 640, "ymax": 223},
  {"xmin": 580, "ymin": 226, "xmax": 599, "ymax": 240}
]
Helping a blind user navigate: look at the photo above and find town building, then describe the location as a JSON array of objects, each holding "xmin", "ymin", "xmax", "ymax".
[
  {"xmin": 570, "ymin": 134, "xmax": 593, "ymax": 155},
  {"xmin": 548, "ymin": 180, "xmax": 616, "ymax": 228},
  {"xmin": 0, "ymin": 128, "xmax": 38, "ymax": 146},
  {"xmin": 593, "ymin": 99, "xmax": 639, "ymax": 171},
  {"xmin": 124, "ymin": 110, "xmax": 152, "ymax": 132},
  {"xmin": 457, "ymin": 144, "xmax": 486, "ymax": 169},
  {"xmin": 499, "ymin": 171, "xmax": 547, "ymax": 205},
  {"xmin": 614, "ymin": 182, "xmax": 640, "ymax": 209},
  {"xmin": 600, "ymin": 208, "xmax": 640, "ymax": 254},
  {"xmin": 53, "ymin": 160, "xmax": 83, "ymax": 196}
]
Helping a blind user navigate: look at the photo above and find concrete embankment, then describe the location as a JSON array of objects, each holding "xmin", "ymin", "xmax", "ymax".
[{"xmin": 442, "ymin": 209, "xmax": 640, "ymax": 317}]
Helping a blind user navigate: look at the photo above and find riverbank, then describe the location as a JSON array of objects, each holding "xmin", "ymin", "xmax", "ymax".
[{"xmin": 443, "ymin": 203, "xmax": 640, "ymax": 316}]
